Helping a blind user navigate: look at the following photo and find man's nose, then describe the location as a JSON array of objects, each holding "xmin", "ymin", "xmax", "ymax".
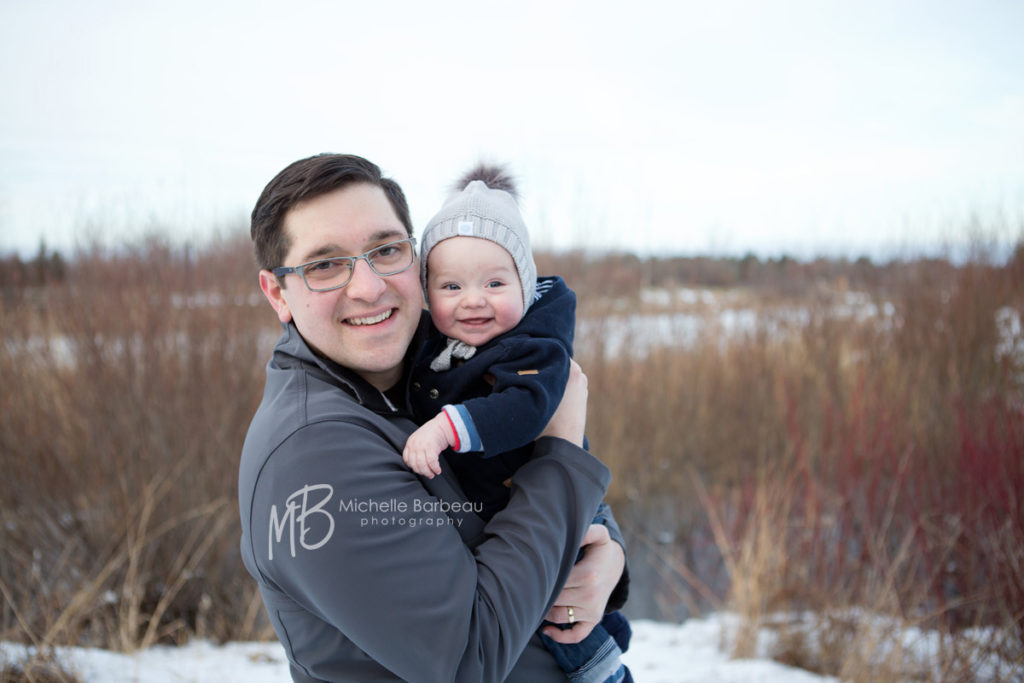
[{"xmin": 345, "ymin": 258, "xmax": 386, "ymax": 299}]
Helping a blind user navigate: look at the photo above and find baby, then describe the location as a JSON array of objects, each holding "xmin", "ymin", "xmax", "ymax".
[
  {"xmin": 403, "ymin": 164, "xmax": 632, "ymax": 683},
  {"xmin": 403, "ymin": 165, "xmax": 574, "ymax": 518}
]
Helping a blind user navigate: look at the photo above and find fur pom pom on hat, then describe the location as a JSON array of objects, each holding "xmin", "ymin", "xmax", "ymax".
[{"xmin": 420, "ymin": 164, "xmax": 537, "ymax": 311}]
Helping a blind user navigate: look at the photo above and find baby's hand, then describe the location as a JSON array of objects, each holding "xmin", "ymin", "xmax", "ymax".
[{"xmin": 402, "ymin": 414, "xmax": 454, "ymax": 479}]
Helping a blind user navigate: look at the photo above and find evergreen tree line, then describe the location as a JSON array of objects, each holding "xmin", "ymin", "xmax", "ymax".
[{"xmin": 0, "ymin": 242, "xmax": 67, "ymax": 288}]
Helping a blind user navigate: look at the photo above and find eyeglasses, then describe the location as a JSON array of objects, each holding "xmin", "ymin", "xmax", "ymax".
[{"xmin": 272, "ymin": 237, "xmax": 417, "ymax": 292}]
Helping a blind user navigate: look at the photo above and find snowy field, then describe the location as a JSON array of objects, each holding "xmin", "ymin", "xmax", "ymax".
[{"xmin": 1, "ymin": 616, "xmax": 834, "ymax": 682}]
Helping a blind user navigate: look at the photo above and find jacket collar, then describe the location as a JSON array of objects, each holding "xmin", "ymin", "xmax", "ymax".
[{"xmin": 271, "ymin": 315, "xmax": 430, "ymax": 416}]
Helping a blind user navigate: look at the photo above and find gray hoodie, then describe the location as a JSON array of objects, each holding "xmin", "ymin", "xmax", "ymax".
[{"xmin": 239, "ymin": 322, "xmax": 617, "ymax": 682}]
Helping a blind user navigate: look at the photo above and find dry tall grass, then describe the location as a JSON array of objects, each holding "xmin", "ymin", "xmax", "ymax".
[
  {"xmin": 570, "ymin": 244, "xmax": 1024, "ymax": 679},
  {"xmin": 2, "ymin": 233, "xmax": 1022, "ymax": 681},
  {"xmin": 1, "ymin": 235, "xmax": 276, "ymax": 656}
]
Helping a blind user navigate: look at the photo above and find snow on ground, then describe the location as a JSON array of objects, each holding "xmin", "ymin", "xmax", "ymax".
[
  {"xmin": 621, "ymin": 618, "xmax": 835, "ymax": 683},
  {"xmin": 1, "ymin": 616, "xmax": 834, "ymax": 682}
]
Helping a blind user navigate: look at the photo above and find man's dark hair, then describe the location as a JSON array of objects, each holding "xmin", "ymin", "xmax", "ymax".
[{"xmin": 250, "ymin": 153, "xmax": 412, "ymax": 271}]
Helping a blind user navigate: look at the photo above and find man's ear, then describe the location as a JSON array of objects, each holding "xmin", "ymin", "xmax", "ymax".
[{"xmin": 259, "ymin": 270, "xmax": 293, "ymax": 323}]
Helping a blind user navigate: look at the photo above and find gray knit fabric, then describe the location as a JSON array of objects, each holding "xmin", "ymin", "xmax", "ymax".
[
  {"xmin": 429, "ymin": 337, "xmax": 478, "ymax": 372},
  {"xmin": 420, "ymin": 180, "xmax": 537, "ymax": 311}
]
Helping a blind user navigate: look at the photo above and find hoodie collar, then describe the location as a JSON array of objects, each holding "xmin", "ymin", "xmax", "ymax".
[{"xmin": 272, "ymin": 316, "xmax": 430, "ymax": 416}]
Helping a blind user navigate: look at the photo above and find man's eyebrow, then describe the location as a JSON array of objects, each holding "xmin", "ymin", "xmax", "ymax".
[
  {"xmin": 367, "ymin": 228, "xmax": 408, "ymax": 244},
  {"xmin": 299, "ymin": 244, "xmax": 345, "ymax": 262},
  {"xmin": 299, "ymin": 229, "xmax": 407, "ymax": 262}
]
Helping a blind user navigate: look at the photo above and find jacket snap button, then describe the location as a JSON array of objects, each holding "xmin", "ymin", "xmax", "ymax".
[
  {"xmin": 412, "ymin": 382, "xmax": 421, "ymax": 391},
  {"xmin": 429, "ymin": 388, "xmax": 439, "ymax": 399}
]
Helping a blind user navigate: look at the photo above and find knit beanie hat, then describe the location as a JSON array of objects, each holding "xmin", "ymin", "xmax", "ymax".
[{"xmin": 420, "ymin": 165, "xmax": 537, "ymax": 312}]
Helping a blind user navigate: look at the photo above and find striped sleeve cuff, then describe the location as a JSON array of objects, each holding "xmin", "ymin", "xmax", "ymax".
[{"xmin": 442, "ymin": 404, "xmax": 483, "ymax": 453}]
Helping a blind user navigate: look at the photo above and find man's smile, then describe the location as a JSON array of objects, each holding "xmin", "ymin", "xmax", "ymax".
[{"xmin": 345, "ymin": 308, "xmax": 395, "ymax": 326}]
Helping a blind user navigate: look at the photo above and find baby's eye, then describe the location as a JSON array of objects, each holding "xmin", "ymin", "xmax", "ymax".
[
  {"xmin": 485, "ymin": 280, "xmax": 506, "ymax": 289},
  {"xmin": 441, "ymin": 283, "xmax": 461, "ymax": 291}
]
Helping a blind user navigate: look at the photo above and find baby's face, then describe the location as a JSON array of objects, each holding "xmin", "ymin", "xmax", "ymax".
[{"xmin": 426, "ymin": 236, "xmax": 525, "ymax": 347}]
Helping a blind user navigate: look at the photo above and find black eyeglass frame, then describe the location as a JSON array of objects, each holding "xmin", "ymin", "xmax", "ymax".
[{"xmin": 271, "ymin": 237, "xmax": 417, "ymax": 292}]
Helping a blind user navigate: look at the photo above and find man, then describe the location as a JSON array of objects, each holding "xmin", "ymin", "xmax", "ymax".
[{"xmin": 239, "ymin": 153, "xmax": 627, "ymax": 682}]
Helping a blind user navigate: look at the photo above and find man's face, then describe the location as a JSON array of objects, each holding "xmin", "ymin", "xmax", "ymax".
[{"xmin": 259, "ymin": 183, "xmax": 423, "ymax": 391}]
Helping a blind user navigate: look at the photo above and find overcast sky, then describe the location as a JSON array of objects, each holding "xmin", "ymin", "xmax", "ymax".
[{"xmin": 2, "ymin": 0, "xmax": 1022, "ymax": 259}]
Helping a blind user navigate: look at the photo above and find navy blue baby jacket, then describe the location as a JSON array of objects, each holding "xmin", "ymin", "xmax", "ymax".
[{"xmin": 411, "ymin": 276, "xmax": 575, "ymax": 518}]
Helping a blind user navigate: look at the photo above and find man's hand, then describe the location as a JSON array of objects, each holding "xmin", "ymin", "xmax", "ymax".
[
  {"xmin": 539, "ymin": 360, "xmax": 587, "ymax": 447},
  {"xmin": 542, "ymin": 523, "xmax": 626, "ymax": 643}
]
